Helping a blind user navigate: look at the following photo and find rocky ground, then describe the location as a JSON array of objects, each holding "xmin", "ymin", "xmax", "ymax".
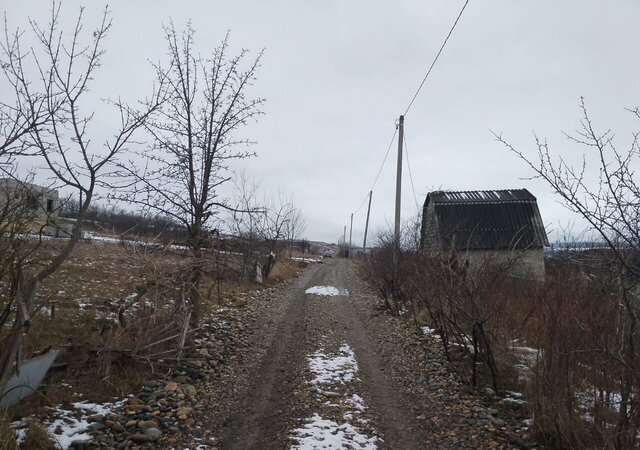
[{"xmin": 19, "ymin": 258, "xmax": 539, "ymax": 449}]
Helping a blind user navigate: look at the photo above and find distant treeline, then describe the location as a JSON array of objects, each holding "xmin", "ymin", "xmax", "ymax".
[{"xmin": 59, "ymin": 198, "xmax": 184, "ymax": 239}]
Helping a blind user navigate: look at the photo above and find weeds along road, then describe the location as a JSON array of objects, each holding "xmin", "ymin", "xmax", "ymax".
[{"xmin": 218, "ymin": 258, "xmax": 423, "ymax": 450}]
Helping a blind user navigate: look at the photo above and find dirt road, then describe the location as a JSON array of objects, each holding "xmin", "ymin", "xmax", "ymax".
[
  {"xmin": 221, "ymin": 258, "xmax": 423, "ymax": 449},
  {"xmin": 196, "ymin": 259, "xmax": 516, "ymax": 450}
]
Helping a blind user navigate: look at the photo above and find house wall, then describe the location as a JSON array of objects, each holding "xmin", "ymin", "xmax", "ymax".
[
  {"xmin": 421, "ymin": 200, "xmax": 441, "ymax": 254},
  {"xmin": 0, "ymin": 179, "xmax": 59, "ymax": 232},
  {"xmin": 461, "ymin": 248, "xmax": 545, "ymax": 281}
]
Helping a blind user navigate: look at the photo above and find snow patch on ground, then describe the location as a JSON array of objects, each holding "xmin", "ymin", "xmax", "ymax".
[
  {"xmin": 509, "ymin": 340, "xmax": 540, "ymax": 382},
  {"xmin": 308, "ymin": 344, "xmax": 358, "ymax": 385},
  {"xmin": 421, "ymin": 326, "xmax": 441, "ymax": 342},
  {"xmin": 346, "ymin": 394, "xmax": 366, "ymax": 412},
  {"xmin": 291, "ymin": 257, "xmax": 323, "ymax": 264},
  {"xmin": 12, "ymin": 399, "xmax": 125, "ymax": 449},
  {"xmin": 290, "ymin": 414, "xmax": 377, "ymax": 449},
  {"xmin": 305, "ymin": 286, "xmax": 349, "ymax": 296},
  {"xmin": 291, "ymin": 344, "xmax": 377, "ymax": 449}
]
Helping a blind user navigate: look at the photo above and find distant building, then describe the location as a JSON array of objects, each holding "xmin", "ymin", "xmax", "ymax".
[
  {"xmin": 0, "ymin": 178, "xmax": 68, "ymax": 236},
  {"xmin": 420, "ymin": 189, "xmax": 548, "ymax": 280},
  {"xmin": 349, "ymin": 247, "xmax": 372, "ymax": 258}
]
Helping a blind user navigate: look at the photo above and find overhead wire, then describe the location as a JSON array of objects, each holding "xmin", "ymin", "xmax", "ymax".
[
  {"xmin": 352, "ymin": 126, "xmax": 398, "ymax": 215},
  {"xmin": 403, "ymin": 132, "xmax": 420, "ymax": 213},
  {"xmin": 370, "ymin": 126, "xmax": 398, "ymax": 194},
  {"xmin": 403, "ymin": 0, "xmax": 471, "ymax": 116},
  {"xmin": 353, "ymin": 191, "xmax": 369, "ymax": 215},
  {"xmin": 349, "ymin": 0, "xmax": 470, "ymax": 233}
]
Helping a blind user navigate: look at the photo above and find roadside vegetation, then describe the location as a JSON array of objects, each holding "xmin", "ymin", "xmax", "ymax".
[
  {"xmin": 362, "ymin": 101, "xmax": 640, "ymax": 450},
  {"xmin": 0, "ymin": 3, "xmax": 310, "ymax": 448}
]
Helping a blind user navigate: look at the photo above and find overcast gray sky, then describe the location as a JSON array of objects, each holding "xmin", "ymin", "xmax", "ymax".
[{"xmin": 5, "ymin": 0, "xmax": 640, "ymax": 243}]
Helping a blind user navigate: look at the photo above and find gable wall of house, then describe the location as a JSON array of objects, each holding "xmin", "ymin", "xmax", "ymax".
[{"xmin": 421, "ymin": 199, "xmax": 441, "ymax": 254}]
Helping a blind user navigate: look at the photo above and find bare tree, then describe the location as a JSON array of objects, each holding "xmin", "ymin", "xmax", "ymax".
[
  {"xmin": 115, "ymin": 23, "xmax": 264, "ymax": 322},
  {"xmin": 495, "ymin": 98, "xmax": 640, "ymax": 275},
  {"xmin": 285, "ymin": 204, "xmax": 306, "ymax": 255},
  {"xmin": 227, "ymin": 179, "xmax": 305, "ymax": 279},
  {"xmin": 258, "ymin": 190, "xmax": 302, "ymax": 262},
  {"xmin": 227, "ymin": 173, "xmax": 264, "ymax": 281},
  {"xmin": 495, "ymin": 98, "xmax": 640, "ymax": 448},
  {"xmin": 0, "ymin": 19, "xmax": 56, "ymax": 156},
  {"xmin": 0, "ymin": 4, "xmax": 161, "ymax": 397}
]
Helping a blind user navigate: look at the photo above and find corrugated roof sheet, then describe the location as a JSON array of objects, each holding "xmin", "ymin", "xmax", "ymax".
[
  {"xmin": 426, "ymin": 189, "xmax": 536, "ymax": 205},
  {"xmin": 423, "ymin": 189, "xmax": 548, "ymax": 250}
]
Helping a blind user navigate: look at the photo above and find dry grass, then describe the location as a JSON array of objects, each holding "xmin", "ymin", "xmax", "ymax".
[
  {"xmin": 0, "ymin": 418, "xmax": 20, "ymax": 450},
  {"xmin": 21, "ymin": 423, "xmax": 57, "ymax": 450},
  {"xmin": 5, "ymin": 237, "xmax": 305, "ymax": 423},
  {"xmin": 267, "ymin": 259, "xmax": 306, "ymax": 283}
]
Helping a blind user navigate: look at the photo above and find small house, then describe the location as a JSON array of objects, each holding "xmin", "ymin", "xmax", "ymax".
[
  {"xmin": 420, "ymin": 189, "xmax": 548, "ymax": 280},
  {"xmin": 0, "ymin": 178, "xmax": 64, "ymax": 236}
]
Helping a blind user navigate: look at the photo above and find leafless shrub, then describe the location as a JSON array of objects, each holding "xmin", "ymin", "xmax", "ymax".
[
  {"xmin": 362, "ymin": 230, "xmax": 412, "ymax": 316},
  {"xmin": 494, "ymin": 99, "xmax": 640, "ymax": 448},
  {"xmin": 526, "ymin": 257, "xmax": 640, "ymax": 449},
  {"xmin": 362, "ymin": 221, "xmax": 540, "ymax": 392},
  {"xmin": 226, "ymin": 175, "xmax": 306, "ymax": 281},
  {"xmin": 413, "ymin": 248, "xmax": 537, "ymax": 392}
]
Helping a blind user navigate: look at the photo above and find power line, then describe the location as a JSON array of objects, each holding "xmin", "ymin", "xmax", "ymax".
[
  {"xmin": 353, "ymin": 191, "xmax": 369, "ymax": 215},
  {"xmin": 352, "ymin": 126, "xmax": 398, "ymax": 215},
  {"xmin": 370, "ymin": 127, "xmax": 398, "ymax": 193},
  {"xmin": 403, "ymin": 132, "xmax": 420, "ymax": 213},
  {"xmin": 403, "ymin": 0, "xmax": 471, "ymax": 116}
]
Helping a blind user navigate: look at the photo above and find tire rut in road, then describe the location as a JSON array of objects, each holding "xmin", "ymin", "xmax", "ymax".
[
  {"xmin": 338, "ymin": 298, "xmax": 425, "ymax": 449},
  {"xmin": 329, "ymin": 259, "xmax": 424, "ymax": 449},
  {"xmin": 221, "ymin": 265, "xmax": 325, "ymax": 449}
]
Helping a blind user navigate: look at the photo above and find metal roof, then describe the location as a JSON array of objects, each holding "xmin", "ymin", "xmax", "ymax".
[
  {"xmin": 422, "ymin": 189, "xmax": 548, "ymax": 251},
  {"xmin": 425, "ymin": 189, "xmax": 536, "ymax": 206}
]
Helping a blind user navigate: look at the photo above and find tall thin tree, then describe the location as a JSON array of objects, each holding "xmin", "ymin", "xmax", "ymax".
[{"xmin": 116, "ymin": 23, "xmax": 265, "ymax": 323}]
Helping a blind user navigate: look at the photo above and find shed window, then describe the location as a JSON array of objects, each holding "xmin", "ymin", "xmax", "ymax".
[{"xmin": 47, "ymin": 199, "xmax": 54, "ymax": 213}]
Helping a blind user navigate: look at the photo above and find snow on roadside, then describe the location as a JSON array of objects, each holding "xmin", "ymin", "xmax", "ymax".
[
  {"xmin": 12, "ymin": 399, "xmax": 125, "ymax": 449},
  {"xmin": 305, "ymin": 286, "xmax": 349, "ymax": 297},
  {"xmin": 290, "ymin": 344, "xmax": 377, "ymax": 449},
  {"xmin": 421, "ymin": 326, "xmax": 441, "ymax": 342},
  {"xmin": 291, "ymin": 257, "xmax": 323, "ymax": 264}
]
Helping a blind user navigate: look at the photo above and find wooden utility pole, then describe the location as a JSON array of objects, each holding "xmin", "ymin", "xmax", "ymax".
[
  {"xmin": 394, "ymin": 115, "xmax": 405, "ymax": 247},
  {"xmin": 362, "ymin": 190, "xmax": 372, "ymax": 250},
  {"xmin": 348, "ymin": 213, "xmax": 353, "ymax": 259},
  {"xmin": 343, "ymin": 225, "xmax": 346, "ymax": 251}
]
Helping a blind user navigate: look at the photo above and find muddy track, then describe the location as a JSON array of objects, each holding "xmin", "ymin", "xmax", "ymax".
[
  {"xmin": 221, "ymin": 259, "xmax": 425, "ymax": 449},
  {"xmin": 222, "ymin": 264, "xmax": 323, "ymax": 449},
  {"xmin": 329, "ymin": 259, "xmax": 425, "ymax": 449}
]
